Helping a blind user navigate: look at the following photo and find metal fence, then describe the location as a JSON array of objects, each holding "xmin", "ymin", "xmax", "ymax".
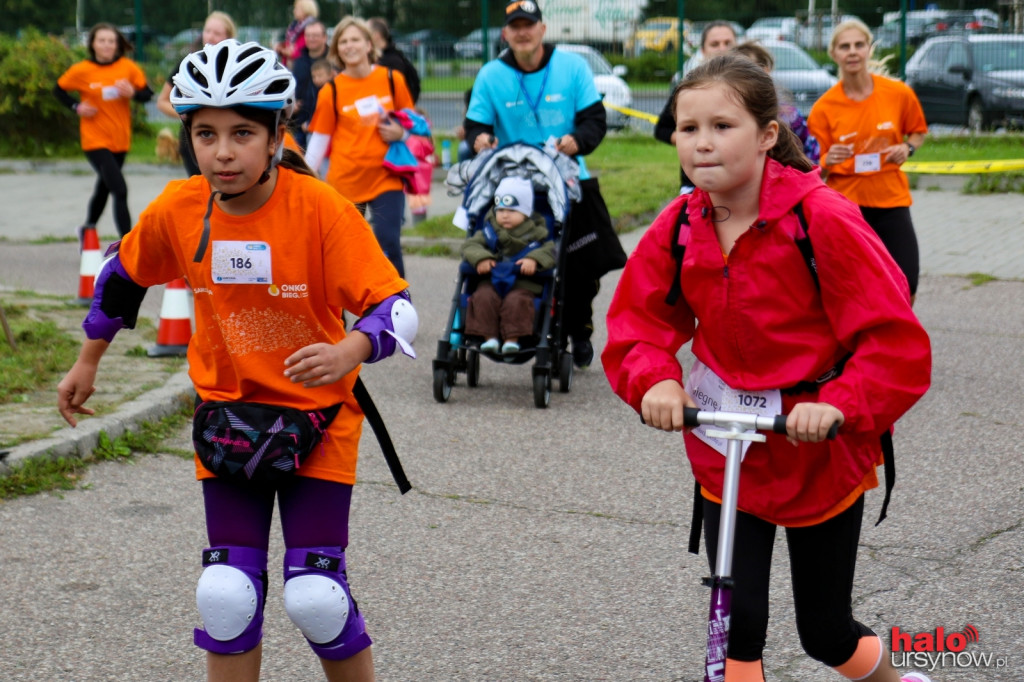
[{"xmin": 66, "ymin": 0, "xmax": 1022, "ymax": 137}]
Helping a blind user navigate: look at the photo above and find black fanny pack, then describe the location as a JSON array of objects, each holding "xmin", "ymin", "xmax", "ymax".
[
  {"xmin": 193, "ymin": 400, "xmax": 341, "ymax": 485},
  {"xmin": 192, "ymin": 377, "xmax": 412, "ymax": 494}
]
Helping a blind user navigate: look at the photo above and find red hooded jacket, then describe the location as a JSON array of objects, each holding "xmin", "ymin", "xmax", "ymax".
[{"xmin": 603, "ymin": 159, "xmax": 931, "ymax": 526}]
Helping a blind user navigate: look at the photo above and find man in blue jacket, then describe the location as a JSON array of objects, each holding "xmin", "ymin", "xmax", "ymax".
[{"xmin": 464, "ymin": 0, "xmax": 625, "ymax": 369}]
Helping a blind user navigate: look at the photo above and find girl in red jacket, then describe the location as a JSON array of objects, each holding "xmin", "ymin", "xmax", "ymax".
[{"xmin": 603, "ymin": 55, "xmax": 932, "ymax": 682}]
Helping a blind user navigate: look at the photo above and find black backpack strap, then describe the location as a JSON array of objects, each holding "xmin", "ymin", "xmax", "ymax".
[
  {"xmin": 688, "ymin": 480, "xmax": 703, "ymax": 555},
  {"xmin": 329, "ymin": 79, "xmax": 338, "ymax": 120},
  {"xmin": 875, "ymin": 430, "xmax": 895, "ymax": 526},
  {"xmin": 351, "ymin": 376, "xmax": 412, "ymax": 494},
  {"xmin": 387, "ymin": 68, "xmax": 396, "ymax": 105},
  {"xmin": 664, "ymin": 203, "xmax": 691, "ymax": 306},
  {"xmin": 792, "ymin": 202, "xmax": 820, "ymax": 291}
]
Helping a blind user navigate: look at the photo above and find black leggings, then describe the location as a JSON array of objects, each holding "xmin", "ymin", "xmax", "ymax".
[
  {"xmin": 859, "ymin": 206, "xmax": 919, "ymax": 296},
  {"xmin": 83, "ymin": 149, "xmax": 131, "ymax": 237},
  {"xmin": 702, "ymin": 495, "xmax": 873, "ymax": 666}
]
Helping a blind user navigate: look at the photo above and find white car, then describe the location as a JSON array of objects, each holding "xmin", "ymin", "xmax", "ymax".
[
  {"xmin": 746, "ymin": 16, "xmax": 799, "ymax": 43},
  {"xmin": 555, "ymin": 44, "xmax": 633, "ymax": 130}
]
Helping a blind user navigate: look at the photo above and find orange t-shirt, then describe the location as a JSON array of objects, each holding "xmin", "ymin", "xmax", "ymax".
[
  {"xmin": 807, "ymin": 74, "xmax": 928, "ymax": 208},
  {"xmin": 309, "ymin": 66, "xmax": 414, "ymax": 203},
  {"xmin": 117, "ymin": 168, "xmax": 409, "ymax": 484},
  {"xmin": 57, "ymin": 58, "xmax": 149, "ymax": 152}
]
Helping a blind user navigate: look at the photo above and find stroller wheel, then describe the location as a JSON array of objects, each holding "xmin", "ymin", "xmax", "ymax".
[
  {"xmin": 433, "ymin": 367, "xmax": 453, "ymax": 403},
  {"xmin": 533, "ymin": 371, "xmax": 551, "ymax": 409},
  {"xmin": 558, "ymin": 351, "xmax": 573, "ymax": 393},
  {"xmin": 466, "ymin": 349, "xmax": 480, "ymax": 387}
]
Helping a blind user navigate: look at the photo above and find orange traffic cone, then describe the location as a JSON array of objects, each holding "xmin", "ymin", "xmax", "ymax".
[
  {"xmin": 75, "ymin": 226, "xmax": 103, "ymax": 306},
  {"xmin": 147, "ymin": 278, "xmax": 192, "ymax": 357}
]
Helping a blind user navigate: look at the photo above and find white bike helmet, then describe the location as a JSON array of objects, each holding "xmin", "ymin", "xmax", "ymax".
[{"xmin": 171, "ymin": 39, "xmax": 295, "ymax": 114}]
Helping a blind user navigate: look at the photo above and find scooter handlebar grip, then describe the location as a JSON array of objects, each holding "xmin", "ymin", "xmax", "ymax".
[{"xmin": 683, "ymin": 407, "xmax": 700, "ymax": 427}]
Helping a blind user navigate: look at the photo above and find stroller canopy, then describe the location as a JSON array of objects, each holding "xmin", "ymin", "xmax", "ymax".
[{"xmin": 445, "ymin": 143, "xmax": 582, "ymax": 227}]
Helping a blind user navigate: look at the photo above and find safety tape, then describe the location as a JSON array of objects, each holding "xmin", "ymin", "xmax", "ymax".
[
  {"xmin": 604, "ymin": 102, "xmax": 660, "ymax": 124},
  {"xmin": 603, "ymin": 102, "xmax": 1024, "ymax": 174},
  {"xmin": 902, "ymin": 159, "xmax": 1024, "ymax": 174}
]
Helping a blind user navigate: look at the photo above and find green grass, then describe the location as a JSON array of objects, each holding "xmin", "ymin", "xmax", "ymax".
[
  {"xmin": 0, "ymin": 400, "xmax": 194, "ymax": 500},
  {"xmin": 913, "ymin": 135, "xmax": 1024, "ymax": 163},
  {"xmin": 0, "ymin": 303, "xmax": 81, "ymax": 404}
]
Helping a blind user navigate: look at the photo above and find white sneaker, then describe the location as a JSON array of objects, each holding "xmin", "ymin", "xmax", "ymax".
[
  {"xmin": 901, "ymin": 673, "xmax": 932, "ymax": 682},
  {"xmin": 501, "ymin": 340, "xmax": 520, "ymax": 356},
  {"xmin": 480, "ymin": 338, "xmax": 500, "ymax": 354}
]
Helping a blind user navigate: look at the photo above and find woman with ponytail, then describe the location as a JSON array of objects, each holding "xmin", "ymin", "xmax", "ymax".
[{"xmin": 603, "ymin": 54, "xmax": 932, "ymax": 682}]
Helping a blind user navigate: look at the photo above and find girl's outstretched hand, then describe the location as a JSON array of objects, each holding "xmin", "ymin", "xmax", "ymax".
[
  {"xmin": 786, "ymin": 402, "xmax": 845, "ymax": 445},
  {"xmin": 57, "ymin": 364, "xmax": 98, "ymax": 427},
  {"xmin": 641, "ymin": 379, "xmax": 696, "ymax": 432},
  {"xmin": 285, "ymin": 333, "xmax": 372, "ymax": 388}
]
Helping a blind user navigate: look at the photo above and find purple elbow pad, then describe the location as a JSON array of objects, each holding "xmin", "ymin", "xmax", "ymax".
[
  {"xmin": 352, "ymin": 290, "xmax": 418, "ymax": 362},
  {"xmin": 82, "ymin": 245, "xmax": 146, "ymax": 342}
]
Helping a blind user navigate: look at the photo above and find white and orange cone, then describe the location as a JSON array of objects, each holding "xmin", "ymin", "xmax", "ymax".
[
  {"xmin": 147, "ymin": 277, "xmax": 192, "ymax": 357},
  {"xmin": 74, "ymin": 226, "xmax": 103, "ymax": 305}
]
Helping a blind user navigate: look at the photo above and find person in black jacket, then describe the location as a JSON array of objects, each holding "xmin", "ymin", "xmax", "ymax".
[
  {"xmin": 368, "ymin": 17, "xmax": 421, "ymax": 104},
  {"xmin": 291, "ymin": 20, "xmax": 331, "ymax": 149}
]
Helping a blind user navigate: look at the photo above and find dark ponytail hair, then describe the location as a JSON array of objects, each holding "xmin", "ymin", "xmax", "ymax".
[{"xmin": 670, "ymin": 54, "xmax": 814, "ymax": 173}]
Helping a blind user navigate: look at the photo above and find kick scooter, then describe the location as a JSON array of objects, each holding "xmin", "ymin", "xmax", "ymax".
[{"xmin": 682, "ymin": 407, "xmax": 838, "ymax": 682}]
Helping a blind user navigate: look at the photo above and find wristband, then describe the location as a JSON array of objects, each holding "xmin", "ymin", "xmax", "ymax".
[{"xmin": 906, "ymin": 143, "xmax": 915, "ymax": 157}]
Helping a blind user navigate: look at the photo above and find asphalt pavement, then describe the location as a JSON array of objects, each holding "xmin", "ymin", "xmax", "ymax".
[{"xmin": 0, "ymin": 161, "xmax": 1022, "ymax": 681}]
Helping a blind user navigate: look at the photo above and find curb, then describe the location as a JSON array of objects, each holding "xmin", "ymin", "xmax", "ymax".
[{"xmin": 0, "ymin": 370, "xmax": 194, "ymax": 474}]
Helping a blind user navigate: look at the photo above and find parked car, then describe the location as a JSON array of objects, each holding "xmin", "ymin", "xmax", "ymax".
[
  {"xmin": 761, "ymin": 40, "xmax": 838, "ymax": 116},
  {"xmin": 918, "ymin": 10, "xmax": 999, "ymax": 43},
  {"xmin": 555, "ymin": 44, "xmax": 633, "ymax": 129},
  {"xmin": 873, "ymin": 14, "xmax": 937, "ymax": 49},
  {"xmin": 797, "ymin": 14, "xmax": 862, "ymax": 50},
  {"xmin": 672, "ymin": 39, "xmax": 835, "ymax": 117},
  {"xmin": 906, "ymin": 34, "xmax": 1024, "ymax": 131},
  {"xmin": 628, "ymin": 16, "xmax": 682, "ymax": 54},
  {"xmin": 454, "ymin": 27, "xmax": 505, "ymax": 59},
  {"xmin": 745, "ymin": 16, "xmax": 798, "ymax": 43},
  {"xmin": 396, "ymin": 29, "xmax": 457, "ymax": 61}
]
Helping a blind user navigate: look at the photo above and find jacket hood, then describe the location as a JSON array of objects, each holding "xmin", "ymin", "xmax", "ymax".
[{"xmin": 693, "ymin": 158, "xmax": 826, "ymax": 224}]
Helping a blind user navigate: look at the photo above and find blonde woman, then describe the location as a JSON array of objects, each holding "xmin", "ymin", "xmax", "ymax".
[
  {"xmin": 278, "ymin": 0, "xmax": 320, "ymax": 67},
  {"xmin": 156, "ymin": 11, "xmax": 237, "ymax": 175},
  {"xmin": 304, "ymin": 17, "xmax": 414, "ymax": 276},
  {"xmin": 808, "ymin": 19, "xmax": 927, "ymax": 304}
]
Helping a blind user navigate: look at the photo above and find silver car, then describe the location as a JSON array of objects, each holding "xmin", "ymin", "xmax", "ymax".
[{"xmin": 673, "ymin": 40, "xmax": 836, "ymax": 117}]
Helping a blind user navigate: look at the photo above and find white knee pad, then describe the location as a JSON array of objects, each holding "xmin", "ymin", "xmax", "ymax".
[
  {"xmin": 197, "ymin": 564, "xmax": 260, "ymax": 640},
  {"xmin": 283, "ymin": 573, "xmax": 351, "ymax": 644},
  {"xmin": 194, "ymin": 546, "xmax": 267, "ymax": 655}
]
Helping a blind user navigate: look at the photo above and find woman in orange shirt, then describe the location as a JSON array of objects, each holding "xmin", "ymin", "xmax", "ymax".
[
  {"xmin": 808, "ymin": 19, "xmax": 927, "ymax": 303},
  {"xmin": 54, "ymin": 23, "xmax": 152, "ymax": 241},
  {"xmin": 304, "ymin": 17, "xmax": 414, "ymax": 276}
]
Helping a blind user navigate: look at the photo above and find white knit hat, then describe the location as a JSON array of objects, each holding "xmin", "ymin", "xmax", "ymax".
[{"xmin": 493, "ymin": 176, "xmax": 534, "ymax": 217}]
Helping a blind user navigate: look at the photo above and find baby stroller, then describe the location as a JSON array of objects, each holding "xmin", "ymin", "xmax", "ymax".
[{"xmin": 432, "ymin": 143, "xmax": 581, "ymax": 408}]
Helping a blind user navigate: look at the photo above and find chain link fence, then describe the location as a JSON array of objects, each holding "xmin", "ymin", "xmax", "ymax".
[{"xmin": 28, "ymin": 0, "xmax": 1023, "ymax": 137}]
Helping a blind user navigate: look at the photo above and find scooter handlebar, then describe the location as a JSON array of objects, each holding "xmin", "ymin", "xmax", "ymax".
[{"xmin": 683, "ymin": 407, "xmax": 839, "ymax": 440}]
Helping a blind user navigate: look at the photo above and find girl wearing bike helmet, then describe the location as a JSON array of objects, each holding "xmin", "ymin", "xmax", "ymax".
[{"xmin": 57, "ymin": 40, "xmax": 417, "ymax": 682}]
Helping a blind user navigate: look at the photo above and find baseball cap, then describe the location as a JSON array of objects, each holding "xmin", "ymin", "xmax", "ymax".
[{"xmin": 504, "ymin": 0, "xmax": 542, "ymax": 25}]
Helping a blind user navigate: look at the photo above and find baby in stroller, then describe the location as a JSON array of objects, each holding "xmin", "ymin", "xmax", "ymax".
[
  {"xmin": 433, "ymin": 143, "xmax": 580, "ymax": 407},
  {"xmin": 461, "ymin": 176, "xmax": 556, "ymax": 357}
]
